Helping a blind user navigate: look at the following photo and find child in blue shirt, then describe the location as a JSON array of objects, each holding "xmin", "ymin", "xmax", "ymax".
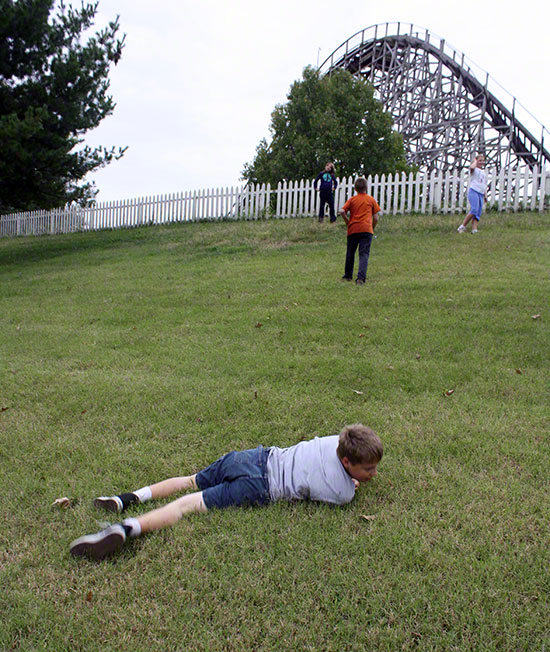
[{"xmin": 314, "ymin": 162, "xmax": 338, "ymax": 222}]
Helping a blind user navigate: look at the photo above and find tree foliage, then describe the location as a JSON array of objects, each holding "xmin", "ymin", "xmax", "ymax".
[
  {"xmin": 0, "ymin": 0, "xmax": 126, "ymax": 211},
  {"xmin": 242, "ymin": 66, "xmax": 409, "ymax": 185}
]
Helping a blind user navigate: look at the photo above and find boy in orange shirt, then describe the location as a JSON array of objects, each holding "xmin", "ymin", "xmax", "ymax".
[{"xmin": 339, "ymin": 177, "xmax": 381, "ymax": 284}]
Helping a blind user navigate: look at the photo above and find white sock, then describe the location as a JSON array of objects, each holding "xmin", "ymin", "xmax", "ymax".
[
  {"xmin": 133, "ymin": 486, "xmax": 152, "ymax": 503},
  {"xmin": 122, "ymin": 517, "xmax": 142, "ymax": 538}
]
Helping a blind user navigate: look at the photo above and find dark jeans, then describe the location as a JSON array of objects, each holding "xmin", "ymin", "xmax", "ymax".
[
  {"xmin": 344, "ymin": 232, "xmax": 373, "ymax": 281},
  {"xmin": 319, "ymin": 189, "xmax": 336, "ymax": 222},
  {"xmin": 195, "ymin": 446, "xmax": 272, "ymax": 509}
]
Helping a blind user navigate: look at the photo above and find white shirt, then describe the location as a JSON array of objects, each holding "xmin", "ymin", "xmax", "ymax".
[
  {"xmin": 469, "ymin": 167, "xmax": 487, "ymax": 194},
  {"xmin": 266, "ymin": 435, "xmax": 356, "ymax": 505}
]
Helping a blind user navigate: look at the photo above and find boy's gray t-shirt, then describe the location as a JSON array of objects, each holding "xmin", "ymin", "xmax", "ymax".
[{"xmin": 266, "ymin": 435, "xmax": 356, "ymax": 505}]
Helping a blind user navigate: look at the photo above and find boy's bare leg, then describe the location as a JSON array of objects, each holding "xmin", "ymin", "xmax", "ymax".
[
  {"xmin": 94, "ymin": 474, "xmax": 198, "ymax": 514},
  {"xmin": 137, "ymin": 491, "xmax": 207, "ymax": 534},
  {"xmin": 71, "ymin": 483, "xmax": 206, "ymax": 560},
  {"xmin": 148, "ymin": 475, "xmax": 198, "ymax": 499},
  {"xmin": 462, "ymin": 213, "xmax": 473, "ymax": 227}
]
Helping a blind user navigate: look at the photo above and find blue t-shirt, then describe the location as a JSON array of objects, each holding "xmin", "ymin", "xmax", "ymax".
[
  {"xmin": 266, "ymin": 435, "xmax": 356, "ymax": 505},
  {"xmin": 314, "ymin": 171, "xmax": 338, "ymax": 192}
]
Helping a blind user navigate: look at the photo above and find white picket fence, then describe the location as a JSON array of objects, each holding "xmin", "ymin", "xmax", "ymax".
[{"xmin": 1, "ymin": 167, "xmax": 549, "ymax": 238}]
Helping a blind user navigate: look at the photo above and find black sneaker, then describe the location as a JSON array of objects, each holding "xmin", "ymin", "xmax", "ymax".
[
  {"xmin": 70, "ymin": 524, "xmax": 126, "ymax": 560},
  {"xmin": 356, "ymin": 279, "xmax": 365, "ymax": 285},
  {"xmin": 341, "ymin": 276, "xmax": 353, "ymax": 282},
  {"xmin": 94, "ymin": 495, "xmax": 124, "ymax": 513}
]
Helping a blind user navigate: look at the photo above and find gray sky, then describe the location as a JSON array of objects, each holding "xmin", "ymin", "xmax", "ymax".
[{"xmin": 81, "ymin": 0, "xmax": 549, "ymax": 202}]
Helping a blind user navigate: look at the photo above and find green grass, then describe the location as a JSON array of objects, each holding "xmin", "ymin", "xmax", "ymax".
[{"xmin": 1, "ymin": 212, "xmax": 548, "ymax": 651}]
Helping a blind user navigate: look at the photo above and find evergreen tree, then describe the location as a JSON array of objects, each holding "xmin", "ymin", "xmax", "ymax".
[
  {"xmin": 0, "ymin": 0, "xmax": 126, "ymax": 211},
  {"xmin": 242, "ymin": 66, "xmax": 409, "ymax": 185}
]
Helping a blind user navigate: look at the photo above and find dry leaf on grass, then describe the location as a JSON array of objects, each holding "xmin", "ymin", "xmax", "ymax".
[
  {"xmin": 352, "ymin": 390, "xmax": 364, "ymax": 395},
  {"xmin": 444, "ymin": 389, "xmax": 454, "ymax": 396},
  {"xmin": 52, "ymin": 497, "xmax": 72, "ymax": 508},
  {"xmin": 515, "ymin": 368, "xmax": 523, "ymax": 375},
  {"xmin": 532, "ymin": 314, "xmax": 541, "ymax": 320},
  {"xmin": 361, "ymin": 514, "xmax": 376, "ymax": 521},
  {"xmin": 255, "ymin": 322, "xmax": 263, "ymax": 328},
  {"xmin": 1, "ymin": 406, "xmax": 8, "ymax": 412}
]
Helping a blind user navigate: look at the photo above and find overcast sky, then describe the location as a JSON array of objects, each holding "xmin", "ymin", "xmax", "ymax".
[{"xmin": 80, "ymin": 0, "xmax": 550, "ymax": 202}]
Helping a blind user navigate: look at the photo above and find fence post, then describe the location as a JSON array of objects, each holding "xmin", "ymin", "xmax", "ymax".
[{"xmin": 539, "ymin": 168, "xmax": 548, "ymax": 212}]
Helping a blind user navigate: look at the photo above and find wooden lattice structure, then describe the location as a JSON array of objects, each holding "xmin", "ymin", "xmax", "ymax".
[{"xmin": 319, "ymin": 23, "xmax": 550, "ymax": 173}]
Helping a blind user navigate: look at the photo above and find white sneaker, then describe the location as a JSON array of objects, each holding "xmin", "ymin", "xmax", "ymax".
[
  {"xmin": 472, "ymin": 229, "xmax": 478, "ymax": 234},
  {"xmin": 94, "ymin": 495, "xmax": 123, "ymax": 513},
  {"xmin": 70, "ymin": 524, "xmax": 126, "ymax": 560},
  {"xmin": 457, "ymin": 225, "xmax": 466, "ymax": 233}
]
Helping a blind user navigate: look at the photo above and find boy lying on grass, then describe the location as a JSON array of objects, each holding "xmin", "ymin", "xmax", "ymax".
[{"xmin": 70, "ymin": 424, "xmax": 383, "ymax": 560}]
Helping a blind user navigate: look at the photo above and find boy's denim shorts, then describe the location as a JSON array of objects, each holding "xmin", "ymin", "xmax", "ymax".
[{"xmin": 195, "ymin": 445, "xmax": 271, "ymax": 509}]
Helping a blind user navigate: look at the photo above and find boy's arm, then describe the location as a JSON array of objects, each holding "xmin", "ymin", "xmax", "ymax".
[
  {"xmin": 373, "ymin": 211, "xmax": 380, "ymax": 230},
  {"xmin": 340, "ymin": 207, "xmax": 349, "ymax": 224},
  {"xmin": 469, "ymin": 158, "xmax": 477, "ymax": 173}
]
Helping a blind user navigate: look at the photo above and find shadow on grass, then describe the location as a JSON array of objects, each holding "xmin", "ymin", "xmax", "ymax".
[{"xmin": 0, "ymin": 227, "xmax": 164, "ymax": 270}]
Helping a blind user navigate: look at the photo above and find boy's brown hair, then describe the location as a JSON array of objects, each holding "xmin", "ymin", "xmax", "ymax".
[
  {"xmin": 337, "ymin": 424, "xmax": 383, "ymax": 464},
  {"xmin": 354, "ymin": 177, "xmax": 367, "ymax": 193}
]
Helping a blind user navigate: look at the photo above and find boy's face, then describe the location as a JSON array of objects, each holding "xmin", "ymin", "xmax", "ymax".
[
  {"xmin": 341, "ymin": 457, "xmax": 379, "ymax": 483},
  {"xmin": 476, "ymin": 156, "xmax": 485, "ymax": 168}
]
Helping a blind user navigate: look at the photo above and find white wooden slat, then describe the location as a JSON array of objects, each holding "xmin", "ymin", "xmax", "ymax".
[
  {"xmin": 380, "ymin": 174, "xmax": 387, "ymax": 212},
  {"xmin": 522, "ymin": 168, "xmax": 530, "ymax": 211},
  {"xmin": 497, "ymin": 168, "xmax": 505, "ymax": 212},
  {"xmin": 442, "ymin": 171, "xmax": 450, "ymax": 214},
  {"xmin": 414, "ymin": 171, "xmax": 421, "ymax": 213},
  {"xmin": 538, "ymin": 168, "xmax": 547, "ymax": 213},
  {"xmin": 513, "ymin": 170, "xmax": 521, "ymax": 212},
  {"xmin": 420, "ymin": 173, "xmax": 428, "ymax": 214},
  {"xmin": 530, "ymin": 168, "xmax": 539, "ymax": 212},
  {"xmin": 393, "ymin": 173, "xmax": 400, "ymax": 215},
  {"xmin": 281, "ymin": 180, "xmax": 288, "ymax": 218},
  {"xmin": 385, "ymin": 174, "xmax": 393, "ymax": 215},
  {"xmin": 503, "ymin": 167, "xmax": 511, "ymax": 211},
  {"xmin": 398, "ymin": 172, "xmax": 406, "ymax": 214}
]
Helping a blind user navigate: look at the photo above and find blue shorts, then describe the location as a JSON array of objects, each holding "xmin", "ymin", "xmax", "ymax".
[
  {"xmin": 195, "ymin": 446, "xmax": 271, "ymax": 509},
  {"xmin": 468, "ymin": 188, "xmax": 484, "ymax": 220}
]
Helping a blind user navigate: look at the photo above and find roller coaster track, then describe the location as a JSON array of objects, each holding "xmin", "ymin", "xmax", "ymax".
[{"xmin": 319, "ymin": 23, "xmax": 550, "ymax": 172}]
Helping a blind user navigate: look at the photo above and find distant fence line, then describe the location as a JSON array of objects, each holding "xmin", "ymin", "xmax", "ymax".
[{"xmin": 1, "ymin": 167, "xmax": 549, "ymax": 238}]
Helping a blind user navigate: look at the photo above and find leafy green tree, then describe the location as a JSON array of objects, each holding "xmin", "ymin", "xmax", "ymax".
[
  {"xmin": 242, "ymin": 66, "xmax": 408, "ymax": 185},
  {"xmin": 0, "ymin": 0, "xmax": 126, "ymax": 212}
]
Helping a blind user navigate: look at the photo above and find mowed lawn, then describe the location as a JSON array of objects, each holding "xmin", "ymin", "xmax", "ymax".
[{"xmin": 0, "ymin": 211, "xmax": 548, "ymax": 652}]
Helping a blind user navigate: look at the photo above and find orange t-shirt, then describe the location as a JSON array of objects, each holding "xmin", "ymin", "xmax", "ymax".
[{"xmin": 341, "ymin": 193, "xmax": 381, "ymax": 235}]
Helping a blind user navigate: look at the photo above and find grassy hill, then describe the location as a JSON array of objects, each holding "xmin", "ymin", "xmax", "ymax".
[{"xmin": 1, "ymin": 212, "xmax": 548, "ymax": 651}]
